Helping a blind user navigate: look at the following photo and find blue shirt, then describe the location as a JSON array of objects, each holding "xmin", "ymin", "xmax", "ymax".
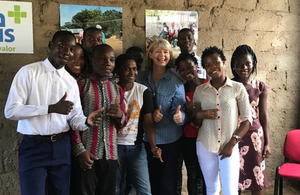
[{"xmin": 136, "ymin": 68, "xmax": 186, "ymax": 144}]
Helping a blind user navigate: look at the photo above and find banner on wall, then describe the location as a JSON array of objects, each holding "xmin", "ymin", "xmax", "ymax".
[
  {"xmin": 0, "ymin": 1, "xmax": 33, "ymax": 53},
  {"xmin": 60, "ymin": 4, "xmax": 123, "ymax": 56}
]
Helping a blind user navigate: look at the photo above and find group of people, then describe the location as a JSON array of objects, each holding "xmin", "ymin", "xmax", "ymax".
[{"xmin": 4, "ymin": 26, "xmax": 271, "ymax": 195}]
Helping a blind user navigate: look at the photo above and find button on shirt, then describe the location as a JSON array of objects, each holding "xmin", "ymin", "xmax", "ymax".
[
  {"xmin": 136, "ymin": 69, "xmax": 186, "ymax": 144},
  {"xmin": 4, "ymin": 59, "xmax": 88, "ymax": 135},
  {"xmin": 193, "ymin": 77, "xmax": 252, "ymax": 152}
]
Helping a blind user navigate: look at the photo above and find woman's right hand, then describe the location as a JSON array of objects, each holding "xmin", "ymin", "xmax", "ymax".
[
  {"xmin": 196, "ymin": 109, "xmax": 220, "ymax": 119},
  {"xmin": 153, "ymin": 105, "xmax": 163, "ymax": 122}
]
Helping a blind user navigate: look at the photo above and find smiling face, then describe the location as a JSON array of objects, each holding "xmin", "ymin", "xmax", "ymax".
[
  {"xmin": 119, "ymin": 59, "xmax": 138, "ymax": 85},
  {"xmin": 66, "ymin": 45, "xmax": 85, "ymax": 75},
  {"xmin": 234, "ymin": 54, "xmax": 254, "ymax": 79},
  {"xmin": 82, "ymin": 29, "xmax": 103, "ymax": 55},
  {"xmin": 48, "ymin": 34, "xmax": 76, "ymax": 69},
  {"xmin": 177, "ymin": 58, "xmax": 197, "ymax": 81},
  {"xmin": 92, "ymin": 46, "xmax": 115, "ymax": 80},
  {"xmin": 149, "ymin": 46, "xmax": 170, "ymax": 68},
  {"xmin": 177, "ymin": 30, "xmax": 195, "ymax": 54},
  {"xmin": 203, "ymin": 53, "xmax": 225, "ymax": 79}
]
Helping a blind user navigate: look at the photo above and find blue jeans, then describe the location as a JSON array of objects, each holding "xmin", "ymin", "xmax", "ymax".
[{"xmin": 116, "ymin": 143, "xmax": 151, "ymax": 195}]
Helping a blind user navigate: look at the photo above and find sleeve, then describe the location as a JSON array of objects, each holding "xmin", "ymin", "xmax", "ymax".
[
  {"xmin": 4, "ymin": 67, "xmax": 48, "ymax": 120},
  {"xmin": 70, "ymin": 129, "xmax": 87, "ymax": 156},
  {"xmin": 171, "ymin": 83, "xmax": 186, "ymax": 126},
  {"xmin": 68, "ymin": 80, "xmax": 88, "ymax": 131},
  {"xmin": 237, "ymin": 84, "xmax": 253, "ymax": 125},
  {"xmin": 259, "ymin": 80, "xmax": 271, "ymax": 92},
  {"xmin": 141, "ymin": 89, "xmax": 154, "ymax": 115}
]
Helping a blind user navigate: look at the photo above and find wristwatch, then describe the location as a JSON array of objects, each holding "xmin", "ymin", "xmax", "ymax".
[{"xmin": 232, "ymin": 134, "xmax": 242, "ymax": 143}]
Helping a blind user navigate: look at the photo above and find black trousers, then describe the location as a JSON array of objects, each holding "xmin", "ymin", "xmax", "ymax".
[
  {"xmin": 145, "ymin": 137, "xmax": 183, "ymax": 195},
  {"xmin": 177, "ymin": 136, "xmax": 206, "ymax": 195},
  {"xmin": 71, "ymin": 157, "xmax": 118, "ymax": 195}
]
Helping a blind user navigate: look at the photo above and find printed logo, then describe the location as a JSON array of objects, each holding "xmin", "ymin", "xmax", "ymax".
[{"xmin": 8, "ymin": 5, "xmax": 27, "ymax": 24}]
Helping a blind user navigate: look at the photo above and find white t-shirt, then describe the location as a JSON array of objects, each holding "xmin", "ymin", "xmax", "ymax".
[
  {"xmin": 117, "ymin": 82, "xmax": 147, "ymax": 145},
  {"xmin": 195, "ymin": 54, "xmax": 208, "ymax": 79}
]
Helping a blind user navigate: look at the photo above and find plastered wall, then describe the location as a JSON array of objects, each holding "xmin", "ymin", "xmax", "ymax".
[{"xmin": 0, "ymin": 0, "xmax": 300, "ymax": 194}]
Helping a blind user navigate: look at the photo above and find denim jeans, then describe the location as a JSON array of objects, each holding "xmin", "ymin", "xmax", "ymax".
[{"xmin": 116, "ymin": 143, "xmax": 151, "ymax": 195}]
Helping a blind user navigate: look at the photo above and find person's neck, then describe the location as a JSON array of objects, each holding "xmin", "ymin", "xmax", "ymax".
[
  {"xmin": 185, "ymin": 77, "xmax": 202, "ymax": 92},
  {"xmin": 180, "ymin": 50, "xmax": 193, "ymax": 55},
  {"xmin": 237, "ymin": 76, "xmax": 251, "ymax": 85},
  {"xmin": 211, "ymin": 75, "xmax": 226, "ymax": 90},
  {"xmin": 119, "ymin": 82, "xmax": 134, "ymax": 92},
  {"xmin": 152, "ymin": 66, "xmax": 166, "ymax": 85},
  {"xmin": 94, "ymin": 72, "xmax": 107, "ymax": 81}
]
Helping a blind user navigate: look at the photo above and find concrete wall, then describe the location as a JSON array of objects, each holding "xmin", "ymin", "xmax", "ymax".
[{"xmin": 0, "ymin": 0, "xmax": 300, "ymax": 194}]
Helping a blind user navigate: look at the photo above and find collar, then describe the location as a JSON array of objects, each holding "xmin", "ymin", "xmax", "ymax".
[
  {"xmin": 44, "ymin": 58, "xmax": 65, "ymax": 78},
  {"xmin": 90, "ymin": 74, "xmax": 109, "ymax": 84},
  {"xmin": 203, "ymin": 77, "xmax": 233, "ymax": 89}
]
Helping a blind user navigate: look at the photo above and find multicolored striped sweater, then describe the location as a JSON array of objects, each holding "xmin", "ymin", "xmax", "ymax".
[{"xmin": 71, "ymin": 76, "xmax": 126, "ymax": 160}]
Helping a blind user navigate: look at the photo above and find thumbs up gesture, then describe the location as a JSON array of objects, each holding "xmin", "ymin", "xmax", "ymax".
[
  {"xmin": 106, "ymin": 96, "xmax": 123, "ymax": 118},
  {"xmin": 87, "ymin": 107, "xmax": 104, "ymax": 126},
  {"xmin": 173, "ymin": 105, "xmax": 182, "ymax": 124},
  {"xmin": 48, "ymin": 92, "xmax": 74, "ymax": 114},
  {"xmin": 185, "ymin": 96, "xmax": 195, "ymax": 112},
  {"xmin": 153, "ymin": 105, "xmax": 163, "ymax": 122}
]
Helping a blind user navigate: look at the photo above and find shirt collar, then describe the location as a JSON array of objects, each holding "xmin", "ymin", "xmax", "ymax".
[
  {"xmin": 90, "ymin": 74, "xmax": 109, "ymax": 84},
  {"xmin": 146, "ymin": 69, "xmax": 172, "ymax": 82},
  {"xmin": 203, "ymin": 77, "xmax": 233, "ymax": 89},
  {"xmin": 44, "ymin": 58, "xmax": 66, "ymax": 78}
]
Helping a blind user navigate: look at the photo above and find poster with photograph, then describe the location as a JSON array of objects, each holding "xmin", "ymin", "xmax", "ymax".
[
  {"xmin": 60, "ymin": 4, "xmax": 122, "ymax": 55},
  {"xmin": 145, "ymin": 9, "xmax": 198, "ymax": 55}
]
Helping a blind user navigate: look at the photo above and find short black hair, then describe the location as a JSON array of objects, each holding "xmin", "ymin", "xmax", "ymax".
[
  {"xmin": 115, "ymin": 54, "xmax": 137, "ymax": 72},
  {"xmin": 177, "ymin": 28, "xmax": 194, "ymax": 39},
  {"xmin": 83, "ymin": 27, "xmax": 102, "ymax": 40},
  {"xmin": 201, "ymin": 46, "xmax": 226, "ymax": 67},
  {"xmin": 52, "ymin": 30, "xmax": 75, "ymax": 42},
  {"xmin": 175, "ymin": 53, "xmax": 198, "ymax": 68},
  {"xmin": 231, "ymin": 44, "xmax": 257, "ymax": 80},
  {"xmin": 91, "ymin": 44, "xmax": 114, "ymax": 58},
  {"xmin": 126, "ymin": 46, "xmax": 143, "ymax": 54}
]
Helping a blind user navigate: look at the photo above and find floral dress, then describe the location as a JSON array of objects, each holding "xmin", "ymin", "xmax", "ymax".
[{"xmin": 238, "ymin": 79, "xmax": 270, "ymax": 191}]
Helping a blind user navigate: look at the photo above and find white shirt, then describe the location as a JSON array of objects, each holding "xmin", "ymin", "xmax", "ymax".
[
  {"xmin": 117, "ymin": 82, "xmax": 147, "ymax": 145},
  {"xmin": 4, "ymin": 59, "xmax": 88, "ymax": 135},
  {"xmin": 193, "ymin": 78, "xmax": 252, "ymax": 152},
  {"xmin": 194, "ymin": 54, "xmax": 208, "ymax": 80}
]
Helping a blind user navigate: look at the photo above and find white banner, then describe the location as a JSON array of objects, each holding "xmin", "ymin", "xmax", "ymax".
[{"xmin": 0, "ymin": 1, "xmax": 33, "ymax": 53}]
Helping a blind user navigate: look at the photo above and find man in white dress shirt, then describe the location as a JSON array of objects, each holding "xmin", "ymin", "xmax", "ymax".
[{"xmin": 4, "ymin": 31, "xmax": 103, "ymax": 195}]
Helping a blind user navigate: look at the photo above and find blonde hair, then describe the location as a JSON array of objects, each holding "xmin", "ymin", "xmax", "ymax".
[{"xmin": 144, "ymin": 38, "xmax": 173, "ymax": 69}]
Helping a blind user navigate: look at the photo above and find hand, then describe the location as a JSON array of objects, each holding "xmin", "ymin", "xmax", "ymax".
[
  {"xmin": 153, "ymin": 105, "xmax": 163, "ymax": 122},
  {"xmin": 106, "ymin": 96, "xmax": 123, "ymax": 119},
  {"xmin": 151, "ymin": 146, "xmax": 163, "ymax": 162},
  {"xmin": 173, "ymin": 105, "xmax": 182, "ymax": 124},
  {"xmin": 49, "ymin": 92, "xmax": 74, "ymax": 114},
  {"xmin": 87, "ymin": 107, "xmax": 104, "ymax": 126},
  {"xmin": 77, "ymin": 151, "xmax": 99, "ymax": 170},
  {"xmin": 263, "ymin": 144, "xmax": 271, "ymax": 158},
  {"xmin": 185, "ymin": 96, "xmax": 194, "ymax": 112},
  {"xmin": 219, "ymin": 139, "xmax": 235, "ymax": 160},
  {"xmin": 196, "ymin": 109, "xmax": 219, "ymax": 120}
]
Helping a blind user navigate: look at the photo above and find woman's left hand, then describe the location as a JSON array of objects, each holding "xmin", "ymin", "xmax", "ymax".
[{"xmin": 263, "ymin": 144, "xmax": 271, "ymax": 158}]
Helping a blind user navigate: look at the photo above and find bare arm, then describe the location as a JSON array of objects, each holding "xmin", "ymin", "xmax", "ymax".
[{"xmin": 259, "ymin": 91, "xmax": 271, "ymax": 158}]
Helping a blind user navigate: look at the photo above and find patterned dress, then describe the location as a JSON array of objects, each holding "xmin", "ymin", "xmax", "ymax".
[{"xmin": 238, "ymin": 79, "xmax": 270, "ymax": 191}]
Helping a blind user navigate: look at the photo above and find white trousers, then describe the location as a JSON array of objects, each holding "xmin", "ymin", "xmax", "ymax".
[{"xmin": 196, "ymin": 141, "xmax": 239, "ymax": 195}]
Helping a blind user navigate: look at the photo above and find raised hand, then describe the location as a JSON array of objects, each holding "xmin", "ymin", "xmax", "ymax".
[
  {"xmin": 77, "ymin": 151, "xmax": 99, "ymax": 170},
  {"xmin": 153, "ymin": 105, "xmax": 163, "ymax": 122},
  {"xmin": 173, "ymin": 105, "xmax": 182, "ymax": 124},
  {"xmin": 87, "ymin": 107, "xmax": 104, "ymax": 126},
  {"xmin": 106, "ymin": 96, "xmax": 123, "ymax": 118},
  {"xmin": 185, "ymin": 96, "xmax": 195, "ymax": 112},
  {"xmin": 48, "ymin": 92, "xmax": 74, "ymax": 114}
]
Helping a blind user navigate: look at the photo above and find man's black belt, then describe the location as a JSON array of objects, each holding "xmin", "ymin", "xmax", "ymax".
[{"xmin": 26, "ymin": 132, "xmax": 66, "ymax": 142}]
